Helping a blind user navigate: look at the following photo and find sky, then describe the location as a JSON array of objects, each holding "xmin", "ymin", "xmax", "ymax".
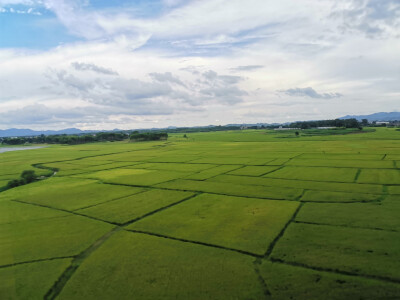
[{"xmin": 0, "ymin": 0, "xmax": 399, "ymax": 130}]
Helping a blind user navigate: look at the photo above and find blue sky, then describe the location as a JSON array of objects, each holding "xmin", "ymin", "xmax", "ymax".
[{"xmin": 0, "ymin": 0, "xmax": 399, "ymax": 130}]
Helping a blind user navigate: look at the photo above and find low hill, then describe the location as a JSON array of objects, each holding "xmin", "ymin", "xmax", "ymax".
[{"xmin": 339, "ymin": 112, "xmax": 400, "ymax": 121}]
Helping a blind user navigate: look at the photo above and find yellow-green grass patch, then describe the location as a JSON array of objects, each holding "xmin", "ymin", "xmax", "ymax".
[
  {"xmin": 286, "ymin": 158, "xmax": 394, "ymax": 169},
  {"xmin": 357, "ymin": 169, "xmax": 400, "ymax": 184},
  {"xmin": 189, "ymin": 157, "xmax": 253, "ymax": 164},
  {"xmin": 260, "ymin": 260, "xmax": 400, "ymax": 300},
  {"xmin": 58, "ymin": 231, "xmax": 265, "ymax": 299},
  {"xmin": 388, "ymin": 186, "xmax": 400, "ymax": 194},
  {"xmin": 184, "ymin": 165, "xmax": 242, "ymax": 180},
  {"xmin": 296, "ymin": 202, "xmax": 400, "ymax": 231},
  {"xmin": 298, "ymin": 153, "xmax": 384, "ymax": 160},
  {"xmin": 208, "ymin": 174, "xmax": 383, "ymax": 194},
  {"xmin": 128, "ymin": 193, "xmax": 299, "ymax": 255},
  {"xmin": 125, "ymin": 162, "xmax": 215, "ymax": 172},
  {"xmin": 247, "ymin": 158, "xmax": 276, "ymax": 165},
  {"xmin": 265, "ymin": 158, "xmax": 290, "ymax": 165},
  {"xmin": 227, "ymin": 166, "xmax": 281, "ymax": 176},
  {"xmin": 265, "ymin": 166, "xmax": 358, "ymax": 183},
  {"xmin": 0, "ymin": 201, "xmax": 69, "ymax": 225},
  {"xmin": 0, "ymin": 215, "xmax": 113, "ymax": 265},
  {"xmin": 78, "ymin": 168, "xmax": 191, "ymax": 186},
  {"xmin": 300, "ymin": 190, "xmax": 381, "ymax": 203},
  {"xmin": 0, "ymin": 259, "xmax": 72, "ymax": 299},
  {"xmin": 156, "ymin": 179, "xmax": 303, "ymax": 200},
  {"xmin": 55, "ymin": 162, "xmax": 139, "ymax": 176},
  {"xmin": 146, "ymin": 155, "xmax": 201, "ymax": 163},
  {"xmin": 0, "ymin": 177, "xmax": 144, "ymax": 210},
  {"xmin": 386, "ymin": 154, "xmax": 400, "ymax": 160},
  {"xmin": 271, "ymin": 223, "xmax": 400, "ymax": 281},
  {"xmin": 77, "ymin": 189, "xmax": 194, "ymax": 224}
]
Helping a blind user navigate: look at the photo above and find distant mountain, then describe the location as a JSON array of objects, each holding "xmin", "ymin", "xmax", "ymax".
[
  {"xmin": 0, "ymin": 128, "xmax": 98, "ymax": 138},
  {"xmin": 339, "ymin": 112, "xmax": 400, "ymax": 121}
]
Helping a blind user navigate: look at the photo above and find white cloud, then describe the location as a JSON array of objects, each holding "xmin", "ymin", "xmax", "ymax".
[
  {"xmin": 71, "ymin": 62, "xmax": 118, "ymax": 75},
  {"xmin": 280, "ymin": 87, "xmax": 343, "ymax": 99},
  {"xmin": 0, "ymin": 0, "xmax": 399, "ymax": 129}
]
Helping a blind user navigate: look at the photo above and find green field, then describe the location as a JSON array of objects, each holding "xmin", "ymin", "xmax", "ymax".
[{"xmin": 0, "ymin": 127, "xmax": 399, "ymax": 299}]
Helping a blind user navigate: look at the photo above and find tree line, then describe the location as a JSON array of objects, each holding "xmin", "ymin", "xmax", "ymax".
[
  {"xmin": 288, "ymin": 118, "xmax": 361, "ymax": 129},
  {"xmin": 1, "ymin": 132, "xmax": 129, "ymax": 145},
  {"xmin": 130, "ymin": 132, "xmax": 168, "ymax": 141}
]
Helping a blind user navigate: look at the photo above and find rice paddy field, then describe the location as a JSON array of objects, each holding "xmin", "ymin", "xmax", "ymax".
[{"xmin": 1, "ymin": 127, "xmax": 399, "ymax": 299}]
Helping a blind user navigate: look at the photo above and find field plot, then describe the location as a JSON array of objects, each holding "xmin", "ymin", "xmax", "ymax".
[
  {"xmin": 43, "ymin": 161, "xmax": 138, "ymax": 176},
  {"xmin": 0, "ymin": 201, "xmax": 69, "ymax": 225},
  {"xmin": 300, "ymin": 190, "xmax": 381, "ymax": 202},
  {"xmin": 286, "ymin": 158, "xmax": 395, "ymax": 169},
  {"xmin": 357, "ymin": 169, "xmax": 400, "ymax": 184},
  {"xmin": 58, "ymin": 231, "xmax": 265, "ymax": 299},
  {"xmin": 208, "ymin": 174, "xmax": 383, "ymax": 194},
  {"xmin": 270, "ymin": 222, "xmax": 400, "ymax": 281},
  {"xmin": 128, "ymin": 193, "xmax": 299, "ymax": 255},
  {"xmin": 296, "ymin": 201, "xmax": 400, "ymax": 231},
  {"xmin": 77, "ymin": 168, "xmax": 190, "ymax": 186},
  {"xmin": 227, "ymin": 165, "xmax": 280, "ymax": 176},
  {"xmin": 264, "ymin": 166, "xmax": 358, "ymax": 182},
  {"xmin": 0, "ymin": 259, "xmax": 72, "ymax": 299},
  {"xmin": 125, "ymin": 162, "xmax": 215, "ymax": 172},
  {"xmin": 184, "ymin": 165, "xmax": 242, "ymax": 180},
  {"xmin": 77, "ymin": 189, "xmax": 194, "ymax": 224},
  {"xmin": 156, "ymin": 179, "xmax": 303, "ymax": 200},
  {"xmin": 0, "ymin": 215, "xmax": 113, "ymax": 265},
  {"xmin": 0, "ymin": 177, "xmax": 144, "ymax": 210},
  {"xmin": 260, "ymin": 261, "xmax": 400, "ymax": 299},
  {"xmin": 0, "ymin": 128, "xmax": 400, "ymax": 298}
]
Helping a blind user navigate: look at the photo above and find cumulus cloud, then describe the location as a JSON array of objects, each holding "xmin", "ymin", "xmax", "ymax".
[
  {"xmin": 71, "ymin": 62, "xmax": 118, "ymax": 76},
  {"xmin": 332, "ymin": 0, "xmax": 400, "ymax": 38},
  {"xmin": 0, "ymin": 103, "xmax": 174, "ymax": 126},
  {"xmin": 149, "ymin": 72, "xmax": 186, "ymax": 87},
  {"xmin": 44, "ymin": 67, "xmax": 248, "ymax": 115},
  {"xmin": 0, "ymin": 0, "xmax": 399, "ymax": 129},
  {"xmin": 230, "ymin": 65, "xmax": 264, "ymax": 72},
  {"xmin": 281, "ymin": 87, "xmax": 343, "ymax": 99}
]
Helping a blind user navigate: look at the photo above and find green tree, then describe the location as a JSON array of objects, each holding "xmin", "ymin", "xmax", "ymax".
[{"xmin": 21, "ymin": 170, "xmax": 36, "ymax": 184}]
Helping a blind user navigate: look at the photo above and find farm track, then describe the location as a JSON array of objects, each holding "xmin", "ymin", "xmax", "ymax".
[
  {"xmin": 253, "ymin": 258, "xmax": 272, "ymax": 298},
  {"xmin": 264, "ymin": 203, "xmax": 304, "ymax": 258},
  {"xmin": 44, "ymin": 227, "xmax": 122, "ymax": 300}
]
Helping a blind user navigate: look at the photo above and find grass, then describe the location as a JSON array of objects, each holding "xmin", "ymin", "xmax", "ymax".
[
  {"xmin": 77, "ymin": 189, "xmax": 194, "ymax": 224},
  {"xmin": 76, "ymin": 168, "xmax": 191, "ymax": 186},
  {"xmin": 184, "ymin": 165, "xmax": 242, "ymax": 180},
  {"xmin": 128, "ymin": 193, "xmax": 299, "ymax": 255},
  {"xmin": 0, "ymin": 201, "xmax": 69, "ymax": 225},
  {"xmin": 270, "ymin": 222, "xmax": 400, "ymax": 281},
  {"xmin": 208, "ymin": 174, "xmax": 383, "ymax": 194},
  {"xmin": 0, "ymin": 177, "xmax": 144, "ymax": 210},
  {"xmin": 0, "ymin": 259, "xmax": 72, "ymax": 299},
  {"xmin": 227, "ymin": 165, "xmax": 280, "ymax": 176},
  {"xmin": 357, "ymin": 169, "xmax": 400, "ymax": 184},
  {"xmin": 300, "ymin": 190, "xmax": 382, "ymax": 203},
  {"xmin": 264, "ymin": 166, "xmax": 358, "ymax": 183},
  {"xmin": 57, "ymin": 231, "xmax": 265, "ymax": 299},
  {"xmin": 286, "ymin": 158, "xmax": 395, "ymax": 168},
  {"xmin": 0, "ymin": 215, "xmax": 113, "ymax": 265},
  {"xmin": 260, "ymin": 260, "xmax": 400, "ymax": 299},
  {"xmin": 296, "ymin": 201, "xmax": 400, "ymax": 231},
  {"xmin": 156, "ymin": 179, "xmax": 303, "ymax": 200},
  {"xmin": 0, "ymin": 127, "xmax": 399, "ymax": 298}
]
